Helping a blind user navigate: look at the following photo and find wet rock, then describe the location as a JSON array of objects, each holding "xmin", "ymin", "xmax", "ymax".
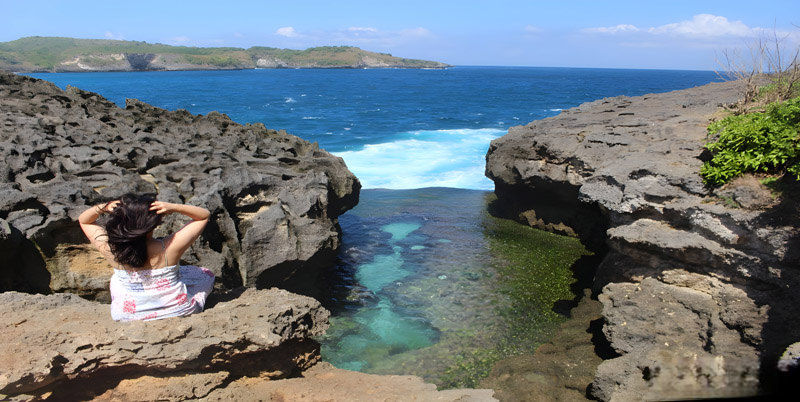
[
  {"xmin": 202, "ymin": 362, "xmax": 497, "ymax": 402},
  {"xmin": 480, "ymin": 290, "xmax": 603, "ymax": 401},
  {"xmin": 592, "ymin": 271, "xmax": 762, "ymax": 401},
  {"xmin": 485, "ymin": 79, "xmax": 800, "ymax": 399},
  {"xmin": 0, "ymin": 70, "xmax": 360, "ymax": 298}
]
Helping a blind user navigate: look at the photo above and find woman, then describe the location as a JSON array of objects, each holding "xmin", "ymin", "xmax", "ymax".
[{"xmin": 78, "ymin": 193, "xmax": 215, "ymax": 321}]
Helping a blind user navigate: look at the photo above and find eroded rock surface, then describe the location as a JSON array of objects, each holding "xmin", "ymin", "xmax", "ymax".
[
  {"xmin": 0, "ymin": 288, "xmax": 329, "ymax": 400},
  {"xmin": 0, "ymin": 71, "xmax": 360, "ymax": 298},
  {"xmin": 485, "ymin": 80, "xmax": 800, "ymax": 400},
  {"xmin": 0, "ymin": 290, "xmax": 496, "ymax": 402}
]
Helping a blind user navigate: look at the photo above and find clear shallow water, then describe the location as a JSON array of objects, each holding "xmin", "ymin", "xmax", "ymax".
[
  {"xmin": 320, "ymin": 188, "xmax": 590, "ymax": 387},
  {"xmin": 28, "ymin": 67, "xmax": 719, "ymax": 189},
  {"xmin": 26, "ymin": 67, "xmax": 720, "ymax": 386}
]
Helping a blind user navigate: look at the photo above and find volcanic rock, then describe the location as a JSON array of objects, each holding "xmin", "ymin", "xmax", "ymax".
[
  {"xmin": 485, "ymin": 79, "xmax": 800, "ymax": 399},
  {"xmin": 0, "ymin": 289, "xmax": 497, "ymax": 402},
  {"xmin": 0, "ymin": 70, "xmax": 360, "ymax": 298},
  {"xmin": 0, "ymin": 288, "xmax": 329, "ymax": 400}
]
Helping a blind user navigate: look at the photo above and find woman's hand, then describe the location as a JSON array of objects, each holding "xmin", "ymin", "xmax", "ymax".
[
  {"xmin": 102, "ymin": 200, "xmax": 121, "ymax": 213},
  {"xmin": 149, "ymin": 201, "xmax": 176, "ymax": 215}
]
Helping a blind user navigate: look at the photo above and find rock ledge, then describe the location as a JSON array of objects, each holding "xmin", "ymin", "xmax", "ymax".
[{"xmin": 486, "ymin": 80, "xmax": 800, "ymax": 400}]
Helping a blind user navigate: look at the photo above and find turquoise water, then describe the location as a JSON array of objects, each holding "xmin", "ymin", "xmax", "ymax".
[
  {"xmin": 318, "ymin": 188, "xmax": 590, "ymax": 386},
  {"xmin": 26, "ymin": 67, "xmax": 720, "ymax": 384},
  {"xmin": 321, "ymin": 188, "xmax": 497, "ymax": 376}
]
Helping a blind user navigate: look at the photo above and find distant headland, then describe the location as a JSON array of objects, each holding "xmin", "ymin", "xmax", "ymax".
[{"xmin": 0, "ymin": 36, "xmax": 451, "ymax": 72}]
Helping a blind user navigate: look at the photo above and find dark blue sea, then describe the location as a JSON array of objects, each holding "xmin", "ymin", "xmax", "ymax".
[
  {"xmin": 29, "ymin": 67, "xmax": 720, "ymax": 385},
  {"xmin": 30, "ymin": 67, "xmax": 718, "ymax": 190}
]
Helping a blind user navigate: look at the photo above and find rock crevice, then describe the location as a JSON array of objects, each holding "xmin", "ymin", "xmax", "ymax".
[
  {"xmin": 486, "ymin": 80, "xmax": 799, "ymax": 400},
  {"xmin": 0, "ymin": 71, "xmax": 497, "ymax": 401},
  {"xmin": 0, "ymin": 70, "xmax": 361, "ymax": 299}
]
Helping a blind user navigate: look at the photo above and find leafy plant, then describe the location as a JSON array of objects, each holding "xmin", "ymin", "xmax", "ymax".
[{"xmin": 701, "ymin": 96, "xmax": 800, "ymax": 185}]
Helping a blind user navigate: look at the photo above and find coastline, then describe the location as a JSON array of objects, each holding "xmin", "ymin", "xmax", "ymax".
[
  {"xmin": 485, "ymin": 78, "xmax": 799, "ymax": 399},
  {"xmin": 13, "ymin": 64, "xmax": 453, "ymax": 74},
  {"xmin": 5, "ymin": 67, "xmax": 791, "ymax": 400},
  {"xmin": 0, "ymin": 37, "xmax": 451, "ymax": 73}
]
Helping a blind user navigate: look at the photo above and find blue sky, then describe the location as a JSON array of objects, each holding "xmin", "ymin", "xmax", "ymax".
[{"xmin": 4, "ymin": 0, "xmax": 799, "ymax": 70}]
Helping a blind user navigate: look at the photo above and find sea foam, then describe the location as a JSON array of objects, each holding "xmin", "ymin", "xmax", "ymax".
[{"xmin": 334, "ymin": 128, "xmax": 506, "ymax": 190}]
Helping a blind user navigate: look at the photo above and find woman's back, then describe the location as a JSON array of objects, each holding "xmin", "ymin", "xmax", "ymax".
[{"xmin": 78, "ymin": 193, "xmax": 215, "ymax": 321}]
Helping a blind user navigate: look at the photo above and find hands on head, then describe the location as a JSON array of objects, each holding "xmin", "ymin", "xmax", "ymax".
[
  {"xmin": 149, "ymin": 201, "xmax": 174, "ymax": 215},
  {"xmin": 103, "ymin": 200, "xmax": 121, "ymax": 212}
]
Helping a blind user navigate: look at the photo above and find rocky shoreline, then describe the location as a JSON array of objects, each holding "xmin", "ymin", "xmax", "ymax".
[
  {"xmin": 0, "ymin": 70, "xmax": 359, "ymax": 299},
  {"xmin": 4, "ymin": 68, "xmax": 798, "ymax": 401},
  {"xmin": 0, "ymin": 71, "xmax": 495, "ymax": 401},
  {"xmin": 486, "ymin": 79, "xmax": 800, "ymax": 400}
]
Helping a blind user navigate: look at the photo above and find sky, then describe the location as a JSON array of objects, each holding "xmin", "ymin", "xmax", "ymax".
[{"xmin": 3, "ymin": 0, "xmax": 799, "ymax": 70}]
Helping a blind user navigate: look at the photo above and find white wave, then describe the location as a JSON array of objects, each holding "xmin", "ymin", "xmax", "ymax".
[
  {"xmin": 302, "ymin": 116, "xmax": 322, "ymax": 120},
  {"xmin": 549, "ymin": 108, "xmax": 563, "ymax": 112},
  {"xmin": 334, "ymin": 128, "xmax": 506, "ymax": 190},
  {"xmin": 285, "ymin": 97, "xmax": 296, "ymax": 103}
]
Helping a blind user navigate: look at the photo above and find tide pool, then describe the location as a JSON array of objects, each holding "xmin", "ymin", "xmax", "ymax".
[
  {"xmin": 24, "ymin": 67, "xmax": 719, "ymax": 386},
  {"xmin": 318, "ymin": 188, "xmax": 591, "ymax": 387}
]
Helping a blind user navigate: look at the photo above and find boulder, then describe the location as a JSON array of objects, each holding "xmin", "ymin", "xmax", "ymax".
[
  {"xmin": 485, "ymin": 79, "xmax": 800, "ymax": 399},
  {"xmin": 0, "ymin": 290, "xmax": 496, "ymax": 402},
  {"xmin": 592, "ymin": 271, "xmax": 762, "ymax": 401},
  {"xmin": 0, "ymin": 71, "xmax": 360, "ymax": 299},
  {"xmin": 0, "ymin": 288, "xmax": 328, "ymax": 400}
]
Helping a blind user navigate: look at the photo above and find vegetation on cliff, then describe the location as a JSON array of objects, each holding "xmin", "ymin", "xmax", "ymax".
[
  {"xmin": 703, "ymin": 34, "xmax": 800, "ymax": 186},
  {"xmin": 701, "ymin": 95, "xmax": 800, "ymax": 185},
  {"xmin": 0, "ymin": 36, "xmax": 449, "ymax": 72}
]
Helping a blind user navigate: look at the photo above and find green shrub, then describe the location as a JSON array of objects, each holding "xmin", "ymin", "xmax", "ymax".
[{"xmin": 701, "ymin": 96, "xmax": 800, "ymax": 185}]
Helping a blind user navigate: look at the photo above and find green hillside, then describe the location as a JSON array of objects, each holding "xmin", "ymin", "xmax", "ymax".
[{"xmin": 0, "ymin": 36, "xmax": 450, "ymax": 72}]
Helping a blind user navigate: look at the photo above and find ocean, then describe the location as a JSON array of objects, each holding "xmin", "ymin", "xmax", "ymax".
[
  {"xmin": 29, "ymin": 67, "xmax": 720, "ymax": 386},
  {"xmin": 29, "ymin": 67, "xmax": 719, "ymax": 190}
]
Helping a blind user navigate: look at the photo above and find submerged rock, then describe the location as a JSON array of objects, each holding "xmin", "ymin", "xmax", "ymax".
[
  {"xmin": 486, "ymin": 79, "xmax": 800, "ymax": 399},
  {"xmin": 0, "ymin": 70, "xmax": 360, "ymax": 298}
]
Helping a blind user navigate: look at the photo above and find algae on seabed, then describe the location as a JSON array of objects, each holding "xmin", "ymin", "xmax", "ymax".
[
  {"xmin": 437, "ymin": 197, "xmax": 592, "ymax": 388},
  {"xmin": 317, "ymin": 189, "xmax": 592, "ymax": 389}
]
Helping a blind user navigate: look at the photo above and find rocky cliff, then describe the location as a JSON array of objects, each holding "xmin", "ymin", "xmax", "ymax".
[
  {"xmin": 486, "ymin": 80, "xmax": 799, "ymax": 400},
  {"xmin": 0, "ymin": 70, "xmax": 360, "ymax": 299},
  {"xmin": 0, "ymin": 71, "xmax": 496, "ymax": 401}
]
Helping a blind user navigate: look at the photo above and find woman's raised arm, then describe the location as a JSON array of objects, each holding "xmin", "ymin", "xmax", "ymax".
[
  {"xmin": 78, "ymin": 200, "xmax": 120, "ymax": 261},
  {"xmin": 150, "ymin": 201, "xmax": 210, "ymax": 264}
]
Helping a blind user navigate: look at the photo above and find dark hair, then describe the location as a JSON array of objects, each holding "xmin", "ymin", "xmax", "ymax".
[{"xmin": 104, "ymin": 193, "xmax": 162, "ymax": 268}]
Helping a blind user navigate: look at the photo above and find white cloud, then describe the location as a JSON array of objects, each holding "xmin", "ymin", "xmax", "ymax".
[
  {"xmin": 583, "ymin": 14, "xmax": 765, "ymax": 41},
  {"xmin": 275, "ymin": 27, "xmax": 300, "ymax": 38},
  {"xmin": 400, "ymin": 27, "xmax": 432, "ymax": 37},
  {"xmin": 524, "ymin": 25, "xmax": 542, "ymax": 33},
  {"xmin": 348, "ymin": 27, "xmax": 379, "ymax": 34},
  {"xmin": 648, "ymin": 14, "xmax": 753, "ymax": 38},
  {"xmin": 583, "ymin": 24, "xmax": 640, "ymax": 34}
]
